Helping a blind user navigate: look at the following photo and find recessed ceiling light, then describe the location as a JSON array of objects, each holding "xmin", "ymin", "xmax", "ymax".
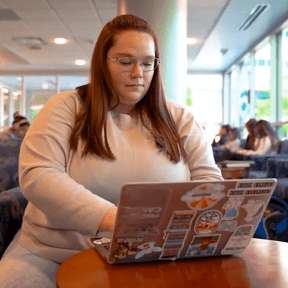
[
  {"xmin": 75, "ymin": 59, "xmax": 86, "ymax": 66},
  {"xmin": 187, "ymin": 38, "xmax": 197, "ymax": 45},
  {"xmin": 54, "ymin": 38, "xmax": 67, "ymax": 44}
]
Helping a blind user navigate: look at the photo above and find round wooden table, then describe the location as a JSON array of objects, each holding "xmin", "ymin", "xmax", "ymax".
[{"xmin": 56, "ymin": 238, "xmax": 288, "ymax": 288}]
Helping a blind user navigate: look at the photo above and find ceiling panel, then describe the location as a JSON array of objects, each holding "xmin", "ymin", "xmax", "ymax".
[
  {"xmin": 0, "ymin": 44, "xmax": 30, "ymax": 65},
  {"xmin": 55, "ymin": 9, "xmax": 101, "ymax": 22},
  {"xmin": 1, "ymin": 0, "xmax": 50, "ymax": 9},
  {"xmin": 188, "ymin": 0, "xmax": 228, "ymax": 8},
  {"xmin": 26, "ymin": 20, "xmax": 67, "ymax": 31},
  {"xmin": 0, "ymin": 1, "xmax": 8, "ymax": 9},
  {"xmin": 190, "ymin": 0, "xmax": 288, "ymax": 72},
  {"xmin": 0, "ymin": 21, "xmax": 30, "ymax": 31},
  {"xmin": 0, "ymin": 0, "xmax": 288, "ymax": 73},
  {"xmin": 64, "ymin": 20, "xmax": 102, "ymax": 31},
  {"xmin": 93, "ymin": 0, "xmax": 118, "ymax": 10},
  {"xmin": 47, "ymin": 0, "xmax": 95, "ymax": 10},
  {"xmin": 97, "ymin": 8, "xmax": 118, "ymax": 24},
  {"xmin": 13, "ymin": 9, "xmax": 59, "ymax": 21}
]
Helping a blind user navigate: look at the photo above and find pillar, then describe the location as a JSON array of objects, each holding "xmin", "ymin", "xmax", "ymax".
[{"xmin": 118, "ymin": 0, "xmax": 187, "ymax": 104}]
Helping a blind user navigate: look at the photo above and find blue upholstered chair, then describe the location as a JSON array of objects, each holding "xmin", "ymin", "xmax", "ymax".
[
  {"xmin": 0, "ymin": 137, "xmax": 22, "ymax": 192},
  {"xmin": 0, "ymin": 187, "xmax": 28, "ymax": 259},
  {"xmin": 248, "ymin": 156, "xmax": 288, "ymax": 179}
]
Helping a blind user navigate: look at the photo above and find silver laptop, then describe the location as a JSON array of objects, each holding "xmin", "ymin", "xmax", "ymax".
[{"xmin": 92, "ymin": 178, "xmax": 277, "ymax": 264}]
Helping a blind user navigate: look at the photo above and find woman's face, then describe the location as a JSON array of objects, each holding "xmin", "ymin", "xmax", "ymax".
[
  {"xmin": 228, "ymin": 130, "xmax": 236, "ymax": 140},
  {"xmin": 107, "ymin": 30, "xmax": 155, "ymax": 114}
]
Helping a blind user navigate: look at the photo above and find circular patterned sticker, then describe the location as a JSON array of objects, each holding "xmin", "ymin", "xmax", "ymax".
[{"xmin": 195, "ymin": 210, "xmax": 222, "ymax": 234}]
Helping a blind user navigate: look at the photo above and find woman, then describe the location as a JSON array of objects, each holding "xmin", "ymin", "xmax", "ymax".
[
  {"xmin": 244, "ymin": 118, "xmax": 256, "ymax": 151},
  {"xmin": 0, "ymin": 15, "xmax": 222, "ymax": 287},
  {"xmin": 243, "ymin": 120, "xmax": 280, "ymax": 155},
  {"xmin": 212, "ymin": 124, "xmax": 231, "ymax": 147},
  {"xmin": 0, "ymin": 112, "xmax": 30, "ymax": 140},
  {"xmin": 223, "ymin": 127, "xmax": 241, "ymax": 152}
]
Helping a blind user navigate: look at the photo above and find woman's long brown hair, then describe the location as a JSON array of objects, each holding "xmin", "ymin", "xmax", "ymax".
[
  {"xmin": 69, "ymin": 14, "xmax": 186, "ymax": 163},
  {"xmin": 254, "ymin": 119, "xmax": 280, "ymax": 152}
]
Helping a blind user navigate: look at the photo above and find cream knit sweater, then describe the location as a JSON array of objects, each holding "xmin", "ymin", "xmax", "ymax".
[{"xmin": 17, "ymin": 90, "xmax": 222, "ymax": 263}]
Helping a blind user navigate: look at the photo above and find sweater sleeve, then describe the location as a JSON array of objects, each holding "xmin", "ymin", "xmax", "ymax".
[
  {"xmin": 168, "ymin": 101, "xmax": 223, "ymax": 181},
  {"xmin": 19, "ymin": 92, "xmax": 114, "ymax": 237},
  {"xmin": 246, "ymin": 137, "xmax": 272, "ymax": 155}
]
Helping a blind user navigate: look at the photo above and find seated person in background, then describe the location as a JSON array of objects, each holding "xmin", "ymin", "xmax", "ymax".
[
  {"xmin": 212, "ymin": 124, "xmax": 231, "ymax": 147},
  {"xmin": 0, "ymin": 112, "xmax": 30, "ymax": 140},
  {"xmin": 244, "ymin": 118, "xmax": 256, "ymax": 151},
  {"xmin": 0, "ymin": 14, "xmax": 223, "ymax": 288},
  {"xmin": 223, "ymin": 127, "xmax": 241, "ymax": 152},
  {"xmin": 241, "ymin": 119, "xmax": 280, "ymax": 155}
]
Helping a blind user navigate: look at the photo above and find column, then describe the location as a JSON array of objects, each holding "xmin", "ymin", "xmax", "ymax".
[
  {"xmin": 118, "ymin": 0, "xmax": 187, "ymax": 104},
  {"xmin": 0, "ymin": 87, "xmax": 4, "ymax": 127},
  {"xmin": 20, "ymin": 75, "xmax": 26, "ymax": 117},
  {"xmin": 8, "ymin": 88, "xmax": 14, "ymax": 125}
]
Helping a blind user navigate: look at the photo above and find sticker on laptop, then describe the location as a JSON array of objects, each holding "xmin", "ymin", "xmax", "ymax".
[
  {"xmin": 218, "ymin": 221, "xmax": 237, "ymax": 232},
  {"xmin": 181, "ymin": 183, "xmax": 225, "ymax": 210},
  {"xmin": 166, "ymin": 210, "xmax": 196, "ymax": 232},
  {"xmin": 242, "ymin": 200, "xmax": 265, "ymax": 222},
  {"xmin": 185, "ymin": 235, "xmax": 221, "ymax": 257},
  {"xmin": 222, "ymin": 196, "xmax": 244, "ymax": 220},
  {"xmin": 123, "ymin": 224, "xmax": 159, "ymax": 236},
  {"xmin": 194, "ymin": 210, "xmax": 222, "ymax": 234},
  {"xmin": 112, "ymin": 242, "xmax": 138, "ymax": 259},
  {"xmin": 135, "ymin": 242, "xmax": 162, "ymax": 259},
  {"xmin": 160, "ymin": 231, "xmax": 188, "ymax": 260},
  {"xmin": 221, "ymin": 225, "xmax": 253, "ymax": 255}
]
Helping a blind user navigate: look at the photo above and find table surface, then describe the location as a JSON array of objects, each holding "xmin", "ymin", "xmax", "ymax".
[{"xmin": 56, "ymin": 238, "xmax": 288, "ymax": 288}]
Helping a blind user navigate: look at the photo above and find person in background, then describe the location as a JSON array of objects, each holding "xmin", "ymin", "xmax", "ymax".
[
  {"xmin": 241, "ymin": 119, "xmax": 280, "ymax": 155},
  {"xmin": 0, "ymin": 14, "xmax": 222, "ymax": 288},
  {"xmin": 244, "ymin": 118, "xmax": 256, "ymax": 151},
  {"xmin": 223, "ymin": 127, "xmax": 241, "ymax": 152},
  {"xmin": 212, "ymin": 124, "xmax": 231, "ymax": 147},
  {"xmin": 0, "ymin": 112, "xmax": 30, "ymax": 140}
]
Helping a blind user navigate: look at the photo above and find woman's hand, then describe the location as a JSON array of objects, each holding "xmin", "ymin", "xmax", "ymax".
[{"xmin": 98, "ymin": 206, "xmax": 118, "ymax": 232}]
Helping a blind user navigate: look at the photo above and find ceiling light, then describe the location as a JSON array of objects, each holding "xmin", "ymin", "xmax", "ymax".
[
  {"xmin": 42, "ymin": 83, "xmax": 48, "ymax": 89},
  {"xmin": 75, "ymin": 59, "xmax": 86, "ymax": 66},
  {"xmin": 54, "ymin": 38, "xmax": 67, "ymax": 45},
  {"xmin": 187, "ymin": 38, "xmax": 197, "ymax": 45},
  {"xmin": 31, "ymin": 105, "xmax": 44, "ymax": 110}
]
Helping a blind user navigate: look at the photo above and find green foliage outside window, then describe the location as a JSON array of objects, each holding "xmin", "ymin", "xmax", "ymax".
[
  {"xmin": 187, "ymin": 87, "xmax": 192, "ymax": 106},
  {"xmin": 255, "ymin": 90, "xmax": 271, "ymax": 120},
  {"xmin": 254, "ymin": 90, "xmax": 288, "ymax": 138}
]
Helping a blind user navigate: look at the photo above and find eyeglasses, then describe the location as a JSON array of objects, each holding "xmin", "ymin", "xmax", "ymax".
[{"xmin": 107, "ymin": 56, "xmax": 160, "ymax": 72}]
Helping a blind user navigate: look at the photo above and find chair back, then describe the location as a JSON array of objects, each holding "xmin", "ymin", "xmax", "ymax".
[
  {"xmin": 0, "ymin": 138, "xmax": 22, "ymax": 192},
  {"xmin": 0, "ymin": 193, "xmax": 24, "ymax": 258},
  {"xmin": 278, "ymin": 139, "xmax": 288, "ymax": 154}
]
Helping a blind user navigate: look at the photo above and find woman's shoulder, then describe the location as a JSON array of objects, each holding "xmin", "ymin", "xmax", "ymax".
[
  {"xmin": 44, "ymin": 90, "xmax": 81, "ymax": 109},
  {"xmin": 166, "ymin": 100, "xmax": 204, "ymax": 133},
  {"xmin": 30, "ymin": 90, "xmax": 82, "ymax": 129},
  {"xmin": 166, "ymin": 100, "xmax": 194, "ymax": 121}
]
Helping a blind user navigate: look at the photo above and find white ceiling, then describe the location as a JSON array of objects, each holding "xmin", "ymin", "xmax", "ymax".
[{"xmin": 0, "ymin": 0, "xmax": 288, "ymax": 74}]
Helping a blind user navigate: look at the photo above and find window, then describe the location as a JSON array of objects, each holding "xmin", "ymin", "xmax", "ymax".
[
  {"xmin": 186, "ymin": 74, "xmax": 223, "ymax": 142},
  {"xmin": 25, "ymin": 76, "xmax": 57, "ymax": 121},
  {"xmin": 282, "ymin": 27, "xmax": 288, "ymax": 137},
  {"xmin": 0, "ymin": 76, "xmax": 22, "ymax": 127},
  {"xmin": 59, "ymin": 75, "xmax": 88, "ymax": 91},
  {"xmin": 230, "ymin": 69, "xmax": 237, "ymax": 126},
  {"xmin": 254, "ymin": 43, "xmax": 271, "ymax": 121}
]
